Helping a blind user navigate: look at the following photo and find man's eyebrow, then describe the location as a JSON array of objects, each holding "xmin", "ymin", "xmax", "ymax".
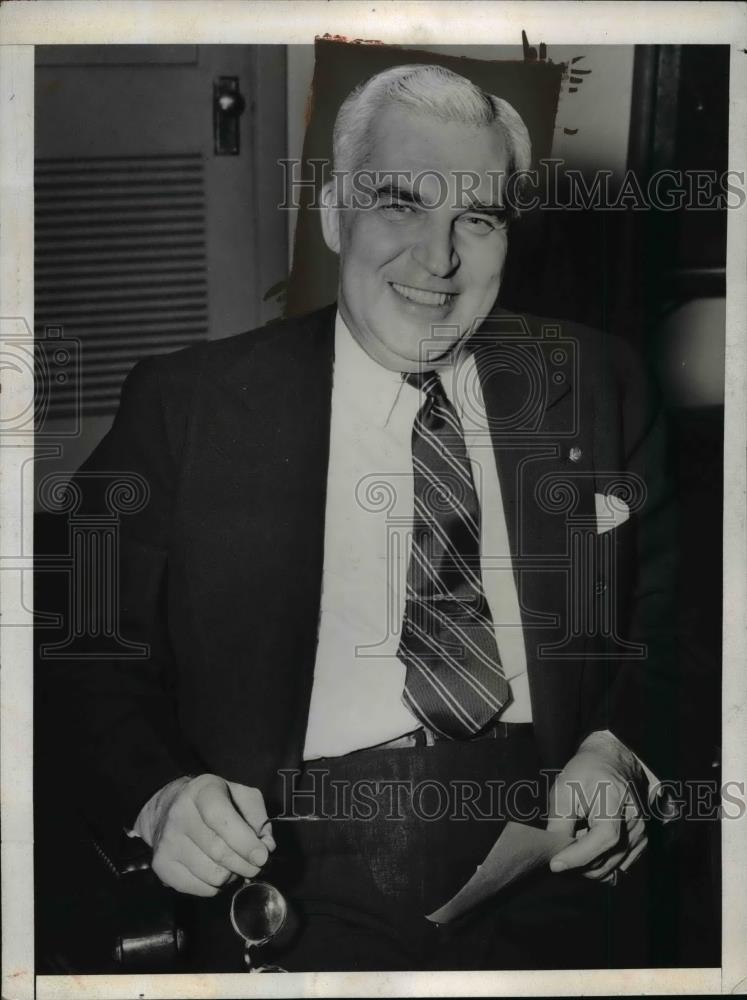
[
  {"xmin": 374, "ymin": 182, "xmax": 423, "ymax": 205},
  {"xmin": 462, "ymin": 200, "xmax": 508, "ymax": 217},
  {"xmin": 373, "ymin": 183, "xmax": 508, "ymax": 217}
]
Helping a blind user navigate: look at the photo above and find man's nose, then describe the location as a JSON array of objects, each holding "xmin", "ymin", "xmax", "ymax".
[{"xmin": 411, "ymin": 219, "xmax": 459, "ymax": 278}]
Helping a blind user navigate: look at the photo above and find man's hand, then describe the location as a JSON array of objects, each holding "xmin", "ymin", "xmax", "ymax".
[
  {"xmin": 547, "ymin": 732, "xmax": 649, "ymax": 883},
  {"xmin": 141, "ymin": 774, "xmax": 276, "ymax": 896}
]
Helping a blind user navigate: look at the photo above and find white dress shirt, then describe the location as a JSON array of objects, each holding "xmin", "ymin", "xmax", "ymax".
[{"xmin": 302, "ymin": 312, "xmax": 532, "ymax": 760}]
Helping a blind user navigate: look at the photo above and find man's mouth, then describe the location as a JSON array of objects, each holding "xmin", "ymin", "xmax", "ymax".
[{"xmin": 390, "ymin": 282, "xmax": 455, "ymax": 308}]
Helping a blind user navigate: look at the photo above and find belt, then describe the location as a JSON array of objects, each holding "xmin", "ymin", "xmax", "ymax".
[{"xmin": 363, "ymin": 721, "xmax": 534, "ymax": 752}]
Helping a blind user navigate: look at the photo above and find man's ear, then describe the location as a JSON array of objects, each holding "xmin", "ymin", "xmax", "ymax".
[{"xmin": 319, "ymin": 180, "xmax": 342, "ymax": 255}]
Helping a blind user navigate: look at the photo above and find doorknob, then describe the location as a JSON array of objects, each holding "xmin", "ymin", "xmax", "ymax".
[{"xmin": 213, "ymin": 76, "xmax": 246, "ymax": 155}]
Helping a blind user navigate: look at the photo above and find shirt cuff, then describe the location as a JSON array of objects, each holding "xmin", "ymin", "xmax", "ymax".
[{"xmin": 127, "ymin": 775, "xmax": 192, "ymax": 846}]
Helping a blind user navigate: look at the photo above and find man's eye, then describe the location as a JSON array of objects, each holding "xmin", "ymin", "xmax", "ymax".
[
  {"xmin": 458, "ymin": 214, "xmax": 503, "ymax": 234},
  {"xmin": 379, "ymin": 200, "xmax": 415, "ymax": 215}
]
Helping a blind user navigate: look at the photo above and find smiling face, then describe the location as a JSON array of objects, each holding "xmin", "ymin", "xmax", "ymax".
[{"xmin": 322, "ymin": 104, "xmax": 511, "ymax": 371}]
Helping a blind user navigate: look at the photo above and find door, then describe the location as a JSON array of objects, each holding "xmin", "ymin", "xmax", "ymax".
[
  {"xmin": 35, "ymin": 44, "xmax": 287, "ymax": 474},
  {"xmin": 33, "ymin": 46, "xmax": 288, "ymax": 971}
]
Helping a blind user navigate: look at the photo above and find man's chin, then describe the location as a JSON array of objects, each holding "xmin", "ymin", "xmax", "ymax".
[{"xmin": 397, "ymin": 338, "xmax": 462, "ymax": 370}]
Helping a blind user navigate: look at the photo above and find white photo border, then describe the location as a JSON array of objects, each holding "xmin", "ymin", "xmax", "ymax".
[{"xmin": 1, "ymin": 3, "xmax": 745, "ymax": 998}]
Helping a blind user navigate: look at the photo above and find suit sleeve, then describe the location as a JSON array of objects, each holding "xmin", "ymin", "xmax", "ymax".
[{"xmin": 61, "ymin": 357, "xmax": 204, "ymax": 837}]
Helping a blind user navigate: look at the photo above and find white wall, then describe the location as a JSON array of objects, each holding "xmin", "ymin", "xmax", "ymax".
[{"xmin": 657, "ymin": 298, "xmax": 726, "ymax": 408}]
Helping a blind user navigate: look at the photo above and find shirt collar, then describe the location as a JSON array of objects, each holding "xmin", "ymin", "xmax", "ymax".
[
  {"xmin": 334, "ymin": 311, "xmax": 409, "ymax": 427},
  {"xmin": 333, "ymin": 309, "xmax": 478, "ymax": 426}
]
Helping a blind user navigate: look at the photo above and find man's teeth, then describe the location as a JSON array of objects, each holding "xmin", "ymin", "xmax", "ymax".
[{"xmin": 391, "ymin": 282, "xmax": 452, "ymax": 307}]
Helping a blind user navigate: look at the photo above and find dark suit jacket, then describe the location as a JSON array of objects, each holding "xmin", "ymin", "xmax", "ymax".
[{"xmin": 67, "ymin": 304, "xmax": 679, "ymax": 833}]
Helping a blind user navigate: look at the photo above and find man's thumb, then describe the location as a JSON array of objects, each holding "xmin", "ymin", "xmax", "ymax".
[
  {"xmin": 227, "ymin": 781, "xmax": 276, "ymax": 850},
  {"xmin": 546, "ymin": 778, "xmax": 577, "ymax": 835}
]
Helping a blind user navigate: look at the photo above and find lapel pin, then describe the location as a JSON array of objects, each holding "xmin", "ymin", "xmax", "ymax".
[{"xmin": 568, "ymin": 446, "xmax": 583, "ymax": 463}]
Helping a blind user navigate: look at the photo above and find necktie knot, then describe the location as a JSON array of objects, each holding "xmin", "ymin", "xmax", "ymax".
[{"xmin": 402, "ymin": 370, "xmax": 443, "ymax": 400}]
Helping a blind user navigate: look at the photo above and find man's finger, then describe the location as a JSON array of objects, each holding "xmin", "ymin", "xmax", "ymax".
[
  {"xmin": 152, "ymin": 856, "xmax": 219, "ymax": 897},
  {"xmin": 168, "ymin": 860, "xmax": 221, "ymax": 897},
  {"xmin": 627, "ymin": 817, "xmax": 646, "ymax": 847},
  {"xmin": 588, "ymin": 827, "xmax": 649, "ymax": 880},
  {"xmin": 619, "ymin": 835, "xmax": 648, "ymax": 872},
  {"xmin": 227, "ymin": 781, "xmax": 276, "ymax": 850},
  {"xmin": 183, "ymin": 824, "xmax": 262, "ymax": 879},
  {"xmin": 625, "ymin": 809, "xmax": 641, "ymax": 833},
  {"xmin": 582, "ymin": 848, "xmax": 626, "ymax": 880},
  {"xmin": 177, "ymin": 838, "xmax": 234, "ymax": 888},
  {"xmin": 194, "ymin": 782, "xmax": 269, "ymax": 866},
  {"xmin": 550, "ymin": 819, "xmax": 621, "ymax": 872},
  {"xmin": 600, "ymin": 869, "xmax": 620, "ymax": 885}
]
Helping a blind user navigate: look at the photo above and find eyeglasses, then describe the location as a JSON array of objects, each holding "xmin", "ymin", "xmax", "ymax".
[{"xmin": 229, "ymin": 878, "xmax": 290, "ymax": 972}]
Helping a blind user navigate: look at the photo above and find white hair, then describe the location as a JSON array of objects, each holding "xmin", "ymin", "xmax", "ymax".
[{"xmin": 333, "ymin": 63, "xmax": 532, "ymax": 180}]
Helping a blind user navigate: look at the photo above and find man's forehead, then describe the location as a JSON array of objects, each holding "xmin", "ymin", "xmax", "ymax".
[{"xmin": 363, "ymin": 104, "xmax": 510, "ymax": 199}]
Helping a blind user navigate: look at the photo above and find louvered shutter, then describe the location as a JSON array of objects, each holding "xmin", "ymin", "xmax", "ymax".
[{"xmin": 35, "ymin": 154, "xmax": 208, "ymax": 418}]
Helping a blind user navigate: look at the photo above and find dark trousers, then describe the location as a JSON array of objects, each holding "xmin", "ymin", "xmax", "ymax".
[{"xmin": 178, "ymin": 729, "xmax": 652, "ymax": 972}]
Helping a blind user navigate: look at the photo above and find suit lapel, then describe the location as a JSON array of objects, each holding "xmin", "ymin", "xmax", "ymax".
[
  {"xmin": 175, "ymin": 307, "xmax": 335, "ymax": 798},
  {"xmin": 472, "ymin": 313, "xmax": 594, "ymax": 769}
]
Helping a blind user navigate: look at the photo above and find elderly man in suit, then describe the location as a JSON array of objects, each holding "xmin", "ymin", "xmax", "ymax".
[{"xmin": 70, "ymin": 64, "xmax": 677, "ymax": 971}]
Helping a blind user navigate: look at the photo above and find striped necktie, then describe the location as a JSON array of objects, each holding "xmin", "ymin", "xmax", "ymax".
[{"xmin": 398, "ymin": 370, "xmax": 510, "ymax": 738}]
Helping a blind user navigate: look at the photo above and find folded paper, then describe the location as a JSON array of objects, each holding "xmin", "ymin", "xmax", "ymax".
[{"xmin": 426, "ymin": 821, "xmax": 575, "ymax": 925}]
